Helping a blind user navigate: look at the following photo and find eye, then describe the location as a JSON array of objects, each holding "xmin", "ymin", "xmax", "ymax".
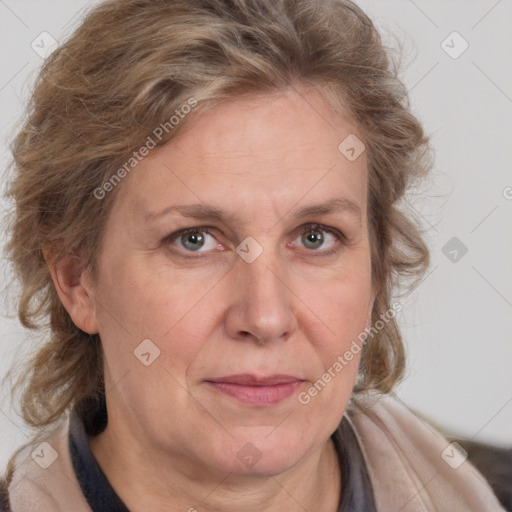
[
  {"xmin": 292, "ymin": 223, "xmax": 344, "ymax": 254},
  {"xmin": 167, "ymin": 227, "xmax": 221, "ymax": 254}
]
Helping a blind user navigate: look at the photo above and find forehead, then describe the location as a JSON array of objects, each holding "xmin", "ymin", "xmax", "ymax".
[{"xmin": 117, "ymin": 88, "xmax": 368, "ymax": 223}]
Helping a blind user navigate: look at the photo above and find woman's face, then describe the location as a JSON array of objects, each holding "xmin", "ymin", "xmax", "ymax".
[{"xmin": 86, "ymin": 87, "xmax": 374, "ymax": 476}]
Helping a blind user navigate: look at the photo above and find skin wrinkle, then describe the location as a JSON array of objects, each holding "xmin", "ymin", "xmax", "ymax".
[
  {"xmin": 55, "ymin": 88, "xmax": 374, "ymax": 511},
  {"xmin": 5, "ymin": 3, "xmax": 434, "ymax": 508}
]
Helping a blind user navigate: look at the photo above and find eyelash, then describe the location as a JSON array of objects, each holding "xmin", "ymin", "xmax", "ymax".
[
  {"xmin": 163, "ymin": 223, "xmax": 346, "ymax": 259},
  {"xmin": 296, "ymin": 223, "xmax": 346, "ymax": 257}
]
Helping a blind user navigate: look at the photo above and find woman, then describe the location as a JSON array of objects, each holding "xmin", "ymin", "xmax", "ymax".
[{"xmin": 0, "ymin": 0, "xmax": 505, "ymax": 510}]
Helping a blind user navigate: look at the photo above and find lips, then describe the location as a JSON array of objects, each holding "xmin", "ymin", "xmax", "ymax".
[
  {"xmin": 207, "ymin": 374, "xmax": 302, "ymax": 386},
  {"xmin": 205, "ymin": 374, "xmax": 305, "ymax": 406}
]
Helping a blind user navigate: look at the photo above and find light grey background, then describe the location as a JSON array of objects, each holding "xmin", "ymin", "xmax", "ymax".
[{"xmin": 1, "ymin": 0, "xmax": 511, "ymax": 470}]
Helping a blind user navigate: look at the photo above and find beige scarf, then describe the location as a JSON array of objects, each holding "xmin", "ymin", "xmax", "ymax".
[{"xmin": 4, "ymin": 392, "xmax": 505, "ymax": 511}]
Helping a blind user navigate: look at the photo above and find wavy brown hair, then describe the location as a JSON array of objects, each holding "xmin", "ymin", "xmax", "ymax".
[{"xmin": 4, "ymin": 0, "xmax": 431, "ymax": 434}]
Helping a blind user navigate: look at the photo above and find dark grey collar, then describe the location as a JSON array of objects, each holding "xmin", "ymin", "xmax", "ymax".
[{"xmin": 69, "ymin": 406, "xmax": 376, "ymax": 512}]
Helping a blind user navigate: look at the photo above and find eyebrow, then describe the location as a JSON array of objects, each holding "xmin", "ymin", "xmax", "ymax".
[{"xmin": 144, "ymin": 197, "xmax": 362, "ymax": 224}]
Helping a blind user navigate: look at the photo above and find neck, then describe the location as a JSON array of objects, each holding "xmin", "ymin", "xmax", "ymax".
[{"xmin": 89, "ymin": 422, "xmax": 341, "ymax": 512}]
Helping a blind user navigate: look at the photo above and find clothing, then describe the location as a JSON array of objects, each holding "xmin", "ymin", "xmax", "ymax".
[
  {"xmin": 65, "ymin": 402, "xmax": 376, "ymax": 511},
  {"xmin": 1, "ymin": 392, "xmax": 506, "ymax": 511}
]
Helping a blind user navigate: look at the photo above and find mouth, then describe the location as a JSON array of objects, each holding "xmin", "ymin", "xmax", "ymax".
[{"xmin": 205, "ymin": 374, "xmax": 305, "ymax": 406}]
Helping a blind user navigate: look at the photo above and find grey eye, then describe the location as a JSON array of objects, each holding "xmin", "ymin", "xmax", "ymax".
[
  {"xmin": 295, "ymin": 226, "xmax": 339, "ymax": 251},
  {"xmin": 301, "ymin": 229, "xmax": 325, "ymax": 249},
  {"xmin": 173, "ymin": 230, "xmax": 218, "ymax": 252},
  {"xmin": 181, "ymin": 232, "xmax": 205, "ymax": 251}
]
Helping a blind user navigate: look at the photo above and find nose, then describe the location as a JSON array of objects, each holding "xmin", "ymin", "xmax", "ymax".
[{"xmin": 224, "ymin": 252, "xmax": 298, "ymax": 345}]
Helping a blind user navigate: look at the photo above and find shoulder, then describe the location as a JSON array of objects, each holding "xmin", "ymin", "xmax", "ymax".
[
  {"xmin": 2, "ymin": 417, "xmax": 91, "ymax": 512},
  {"xmin": 344, "ymin": 391, "xmax": 506, "ymax": 512}
]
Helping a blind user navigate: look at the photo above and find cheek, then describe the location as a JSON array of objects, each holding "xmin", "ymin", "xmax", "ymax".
[
  {"xmin": 94, "ymin": 259, "xmax": 212, "ymax": 373},
  {"xmin": 304, "ymin": 265, "xmax": 372, "ymax": 349},
  {"xmin": 305, "ymin": 275, "xmax": 371, "ymax": 383}
]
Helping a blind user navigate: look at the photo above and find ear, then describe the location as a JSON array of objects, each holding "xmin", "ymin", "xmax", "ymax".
[{"xmin": 44, "ymin": 249, "xmax": 99, "ymax": 335}]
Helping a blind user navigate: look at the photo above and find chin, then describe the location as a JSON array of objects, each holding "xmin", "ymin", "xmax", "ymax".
[{"xmin": 207, "ymin": 429, "xmax": 314, "ymax": 477}]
